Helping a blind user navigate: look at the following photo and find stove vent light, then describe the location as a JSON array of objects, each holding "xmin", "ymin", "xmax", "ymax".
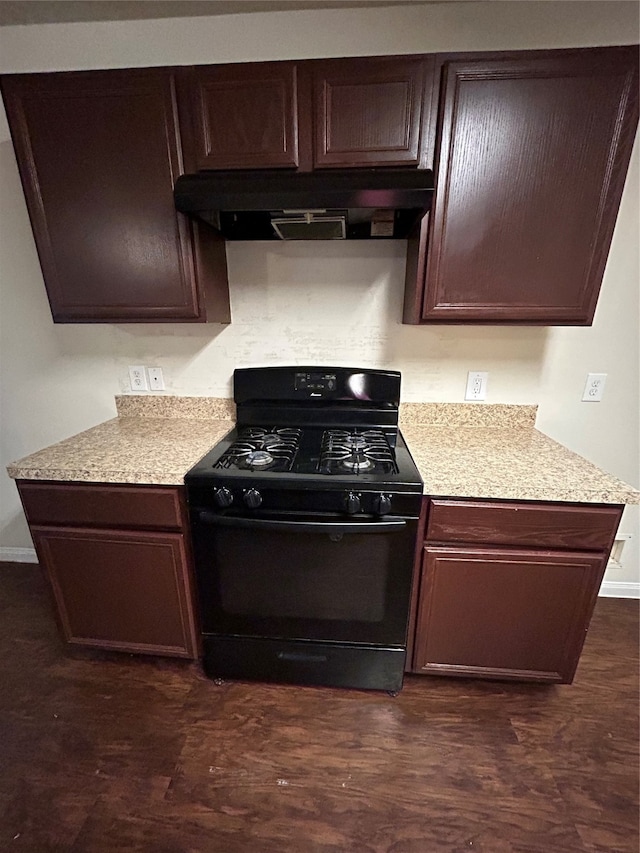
[{"xmin": 270, "ymin": 209, "xmax": 347, "ymax": 240}]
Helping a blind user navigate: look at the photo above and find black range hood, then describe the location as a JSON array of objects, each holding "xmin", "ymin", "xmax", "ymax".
[{"xmin": 174, "ymin": 169, "xmax": 433, "ymax": 241}]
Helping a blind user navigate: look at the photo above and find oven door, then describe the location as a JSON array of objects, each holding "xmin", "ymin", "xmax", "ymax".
[{"xmin": 190, "ymin": 510, "xmax": 418, "ymax": 648}]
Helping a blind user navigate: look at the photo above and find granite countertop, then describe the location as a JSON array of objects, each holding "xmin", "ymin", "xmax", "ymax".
[
  {"xmin": 401, "ymin": 423, "xmax": 638, "ymax": 504},
  {"xmin": 6, "ymin": 396, "xmax": 235, "ymax": 487},
  {"xmin": 7, "ymin": 397, "xmax": 639, "ymax": 505}
]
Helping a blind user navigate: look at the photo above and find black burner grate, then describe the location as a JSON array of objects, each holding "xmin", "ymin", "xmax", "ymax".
[
  {"xmin": 214, "ymin": 427, "xmax": 302, "ymax": 472},
  {"xmin": 319, "ymin": 429, "xmax": 398, "ymax": 475}
]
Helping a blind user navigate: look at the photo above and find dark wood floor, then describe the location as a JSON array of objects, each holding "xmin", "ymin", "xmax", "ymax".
[{"xmin": 0, "ymin": 562, "xmax": 637, "ymax": 853}]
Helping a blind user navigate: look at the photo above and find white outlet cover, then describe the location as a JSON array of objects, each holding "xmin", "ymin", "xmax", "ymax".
[
  {"xmin": 128, "ymin": 365, "xmax": 148, "ymax": 392},
  {"xmin": 582, "ymin": 373, "xmax": 607, "ymax": 402},
  {"xmin": 465, "ymin": 371, "xmax": 488, "ymax": 401}
]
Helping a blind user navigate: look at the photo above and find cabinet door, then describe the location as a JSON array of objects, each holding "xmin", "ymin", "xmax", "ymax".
[
  {"xmin": 1, "ymin": 69, "xmax": 229, "ymax": 323},
  {"xmin": 31, "ymin": 526, "xmax": 199, "ymax": 658},
  {"xmin": 419, "ymin": 46, "xmax": 639, "ymax": 324},
  {"xmin": 186, "ymin": 62, "xmax": 300, "ymax": 170},
  {"xmin": 413, "ymin": 546, "xmax": 606, "ymax": 683},
  {"xmin": 313, "ymin": 56, "xmax": 433, "ymax": 168}
]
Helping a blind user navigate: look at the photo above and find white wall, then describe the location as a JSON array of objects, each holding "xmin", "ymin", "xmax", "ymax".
[{"xmin": 0, "ymin": 2, "xmax": 638, "ymax": 586}]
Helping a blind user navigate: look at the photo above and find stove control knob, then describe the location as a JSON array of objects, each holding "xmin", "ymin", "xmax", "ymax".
[
  {"xmin": 243, "ymin": 488, "xmax": 263, "ymax": 509},
  {"xmin": 344, "ymin": 491, "xmax": 361, "ymax": 515},
  {"xmin": 374, "ymin": 493, "xmax": 393, "ymax": 516},
  {"xmin": 214, "ymin": 487, "xmax": 234, "ymax": 508}
]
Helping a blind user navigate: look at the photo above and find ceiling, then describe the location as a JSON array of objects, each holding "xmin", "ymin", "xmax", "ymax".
[{"xmin": 0, "ymin": 0, "xmax": 436, "ymax": 27}]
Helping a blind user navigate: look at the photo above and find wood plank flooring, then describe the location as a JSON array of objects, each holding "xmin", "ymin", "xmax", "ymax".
[{"xmin": 0, "ymin": 561, "xmax": 637, "ymax": 852}]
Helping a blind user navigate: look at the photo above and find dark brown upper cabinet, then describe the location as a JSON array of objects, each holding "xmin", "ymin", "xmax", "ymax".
[
  {"xmin": 311, "ymin": 56, "xmax": 435, "ymax": 169},
  {"xmin": 1, "ymin": 68, "xmax": 230, "ymax": 324},
  {"xmin": 182, "ymin": 55, "xmax": 436, "ymax": 172},
  {"xmin": 403, "ymin": 45, "xmax": 639, "ymax": 325},
  {"xmin": 184, "ymin": 62, "xmax": 301, "ymax": 170},
  {"xmin": 3, "ymin": 48, "xmax": 637, "ymax": 328}
]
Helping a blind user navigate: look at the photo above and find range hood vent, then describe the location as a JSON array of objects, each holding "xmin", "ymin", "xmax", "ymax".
[
  {"xmin": 174, "ymin": 169, "xmax": 433, "ymax": 241},
  {"xmin": 271, "ymin": 210, "xmax": 347, "ymax": 240}
]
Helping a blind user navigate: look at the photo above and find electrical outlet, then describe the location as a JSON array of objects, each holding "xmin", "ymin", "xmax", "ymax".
[
  {"xmin": 607, "ymin": 534, "xmax": 632, "ymax": 569},
  {"xmin": 148, "ymin": 367, "xmax": 165, "ymax": 391},
  {"xmin": 582, "ymin": 373, "xmax": 607, "ymax": 402},
  {"xmin": 128, "ymin": 365, "xmax": 148, "ymax": 392},
  {"xmin": 465, "ymin": 371, "xmax": 488, "ymax": 401}
]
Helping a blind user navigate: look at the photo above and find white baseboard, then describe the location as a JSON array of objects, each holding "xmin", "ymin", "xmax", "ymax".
[
  {"xmin": 599, "ymin": 581, "xmax": 640, "ymax": 599},
  {"xmin": 0, "ymin": 546, "xmax": 38, "ymax": 564}
]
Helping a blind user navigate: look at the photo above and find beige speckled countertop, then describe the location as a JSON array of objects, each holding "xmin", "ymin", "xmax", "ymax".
[
  {"xmin": 400, "ymin": 423, "xmax": 638, "ymax": 504},
  {"xmin": 7, "ymin": 397, "xmax": 639, "ymax": 505},
  {"xmin": 6, "ymin": 396, "xmax": 235, "ymax": 486}
]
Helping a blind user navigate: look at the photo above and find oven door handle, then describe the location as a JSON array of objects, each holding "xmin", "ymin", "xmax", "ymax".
[{"xmin": 197, "ymin": 511, "xmax": 406, "ymax": 534}]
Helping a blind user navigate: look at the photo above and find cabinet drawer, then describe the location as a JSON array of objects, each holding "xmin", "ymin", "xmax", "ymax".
[
  {"xmin": 426, "ymin": 499, "xmax": 622, "ymax": 551},
  {"xmin": 18, "ymin": 482, "xmax": 184, "ymax": 531}
]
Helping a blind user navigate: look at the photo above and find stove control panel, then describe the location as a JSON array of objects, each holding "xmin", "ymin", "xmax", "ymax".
[
  {"xmin": 295, "ymin": 372, "xmax": 337, "ymax": 396},
  {"xmin": 191, "ymin": 484, "xmax": 421, "ymax": 519}
]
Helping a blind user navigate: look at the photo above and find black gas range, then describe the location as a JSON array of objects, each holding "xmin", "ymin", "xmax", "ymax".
[{"xmin": 185, "ymin": 366, "xmax": 423, "ymax": 693}]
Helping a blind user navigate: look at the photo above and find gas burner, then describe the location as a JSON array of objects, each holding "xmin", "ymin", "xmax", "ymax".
[
  {"xmin": 214, "ymin": 426, "xmax": 301, "ymax": 472},
  {"xmin": 261, "ymin": 434, "xmax": 287, "ymax": 449},
  {"xmin": 245, "ymin": 449, "xmax": 275, "ymax": 469},
  {"xmin": 325, "ymin": 429, "xmax": 382, "ymax": 448},
  {"xmin": 319, "ymin": 429, "xmax": 398, "ymax": 475},
  {"xmin": 340, "ymin": 454, "xmax": 375, "ymax": 472},
  {"xmin": 344, "ymin": 435, "xmax": 368, "ymax": 451}
]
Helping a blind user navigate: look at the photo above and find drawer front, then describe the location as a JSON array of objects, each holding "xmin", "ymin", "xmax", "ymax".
[
  {"xmin": 426, "ymin": 499, "xmax": 622, "ymax": 551},
  {"xmin": 18, "ymin": 482, "xmax": 184, "ymax": 531}
]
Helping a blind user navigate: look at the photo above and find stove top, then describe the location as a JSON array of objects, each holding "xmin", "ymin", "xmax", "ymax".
[
  {"xmin": 210, "ymin": 425, "xmax": 400, "ymax": 478},
  {"xmin": 186, "ymin": 422, "xmax": 421, "ymax": 491},
  {"xmin": 184, "ymin": 367, "xmax": 423, "ymax": 512}
]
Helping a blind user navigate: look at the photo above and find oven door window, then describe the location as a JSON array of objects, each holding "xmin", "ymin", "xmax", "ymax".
[{"xmin": 192, "ymin": 514, "xmax": 416, "ymax": 647}]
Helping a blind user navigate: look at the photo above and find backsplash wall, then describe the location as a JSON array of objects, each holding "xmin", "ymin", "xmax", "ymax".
[{"xmin": 109, "ymin": 241, "xmax": 547, "ymax": 402}]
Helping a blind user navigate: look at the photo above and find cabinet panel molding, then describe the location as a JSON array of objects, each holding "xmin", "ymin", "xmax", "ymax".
[
  {"xmin": 31, "ymin": 525, "xmax": 198, "ymax": 658},
  {"xmin": 312, "ymin": 56, "xmax": 433, "ymax": 168},
  {"xmin": 187, "ymin": 62, "xmax": 300, "ymax": 170},
  {"xmin": 413, "ymin": 545, "xmax": 606, "ymax": 683}
]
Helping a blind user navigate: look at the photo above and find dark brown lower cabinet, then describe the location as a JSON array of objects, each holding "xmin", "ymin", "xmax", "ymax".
[
  {"xmin": 410, "ymin": 498, "xmax": 623, "ymax": 683},
  {"xmin": 18, "ymin": 481, "xmax": 199, "ymax": 659},
  {"xmin": 413, "ymin": 546, "xmax": 605, "ymax": 683},
  {"xmin": 31, "ymin": 527, "xmax": 197, "ymax": 658}
]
